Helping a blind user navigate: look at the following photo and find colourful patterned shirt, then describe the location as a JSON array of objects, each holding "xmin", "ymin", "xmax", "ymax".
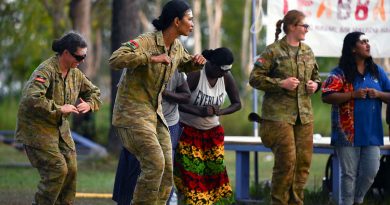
[{"xmin": 322, "ymin": 67, "xmax": 354, "ymax": 146}]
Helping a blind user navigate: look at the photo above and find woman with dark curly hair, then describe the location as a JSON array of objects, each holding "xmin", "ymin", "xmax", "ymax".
[{"xmin": 322, "ymin": 31, "xmax": 390, "ymax": 205}]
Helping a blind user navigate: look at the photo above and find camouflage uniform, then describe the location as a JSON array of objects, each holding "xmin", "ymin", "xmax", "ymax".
[
  {"xmin": 109, "ymin": 31, "xmax": 202, "ymax": 205},
  {"xmin": 249, "ymin": 36, "xmax": 321, "ymax": 205},
  {"xmin": 15, "ymin": 56, "xmax": 101, "ymax": 205}
]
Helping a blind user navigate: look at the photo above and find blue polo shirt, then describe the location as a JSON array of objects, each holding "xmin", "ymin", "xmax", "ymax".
[{"xmin": 353, "ymin": 65, "xmax": 390, "ymax": 146}]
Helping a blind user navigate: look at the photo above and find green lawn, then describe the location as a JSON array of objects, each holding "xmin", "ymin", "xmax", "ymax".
[{"xmin": 0, "ymin": 143, "xmax": 328, "ymax": 205}]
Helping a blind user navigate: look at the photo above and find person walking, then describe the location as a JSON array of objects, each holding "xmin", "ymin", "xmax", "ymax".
[
  {"xmin": 15, "ymin": 31, "xmax": 102, "ymax": 205},
  {"xmin": 249, "ymin": 10, "xmax": 321, "ymax": 205}
]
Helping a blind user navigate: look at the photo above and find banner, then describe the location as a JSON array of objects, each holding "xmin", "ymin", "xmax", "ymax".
[{"xmin": 266, "ymin": 0, "xmax": 390, "ymax": 57}]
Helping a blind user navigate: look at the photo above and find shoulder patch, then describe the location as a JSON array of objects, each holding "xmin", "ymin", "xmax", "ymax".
[
  {"xmin": 255, "ymin": 57, "xmax": 266, "ymax": 66},
  {"xmin": 124, "ymin": 40, "xmax": 139, "ymax": 49},
  {"xmin": 34, "ymin": 76, "xmax": 46, "ymax": 83}
]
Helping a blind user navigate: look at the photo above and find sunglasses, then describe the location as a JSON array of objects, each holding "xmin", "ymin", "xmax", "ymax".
[
  {"xmin": 70, "ymin": 52, "xmax": 87, "ymax": 62},
  {"xmin": 296, "ymin": 24, "xmax": 310, "ymax": 29}
]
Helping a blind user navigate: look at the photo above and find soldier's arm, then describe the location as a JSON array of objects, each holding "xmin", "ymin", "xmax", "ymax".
[
  {"xmin": 310, "ymin": 51, "xmax": 322, "ymax": 92},
  {"xmin": 109, "ymin": 39, "xmax": 151, "ymax": 70},
  {"xmin": 249, "ymin": 48, "xmax": 283, "ymax": 92},
  {"xmin": 177, "ymin": 44, "xmax": 204, "ymax": 73},
  {"xmin": 22, "ymin": 69, "xmax": 62, "ymax": 124},
  {"xmin": 78, "ymin": 71, "xmax": 102, "ymax": 112}
]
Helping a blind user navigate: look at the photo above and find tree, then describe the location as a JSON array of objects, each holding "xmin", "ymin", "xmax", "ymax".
[
  {"xmin": 108, "ymin": 0, "xmax": 142, "ymax": 154},
  {"xmin": 205, "ymin": 0, "xmax": 223, "ymax": 49}
]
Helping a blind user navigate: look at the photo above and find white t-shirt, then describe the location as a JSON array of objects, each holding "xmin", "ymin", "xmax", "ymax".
[{"xmin": 180, "ymin": 68, "xmax": 226, "ymax": 130}]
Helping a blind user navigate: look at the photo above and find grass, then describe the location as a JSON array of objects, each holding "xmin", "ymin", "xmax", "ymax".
[{"xmin": 0, "ymin": 143, "xmax": 330, "ymax": 205}]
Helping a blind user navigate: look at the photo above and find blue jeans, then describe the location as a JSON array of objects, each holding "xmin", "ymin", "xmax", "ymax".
[
  {"xmin": 112, "ymin": 123, "xmax": 182, "ymax": 205},
  {"xmin": 336, "ymin": 146, "xmax": 380, "ymax": 205}
]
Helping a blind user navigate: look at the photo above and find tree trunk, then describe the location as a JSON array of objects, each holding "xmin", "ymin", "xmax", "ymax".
[
  {"xmin": 240, "ymin": 0, "xmax": 251, "ymax": 81},
  {"xmin": 108, "ymin": 0, "xmax": 141, "ymax": 155},
  {"xmin": 193, "ymin": 0, "xmax": 202, "ymax": 53},
  {"xmin": 69, "ymin": 0, "xmax": 98, "ymax": 141},
  {"xmin": 205, "ymin": 0, "xmax": 223, "ymax": 49}
]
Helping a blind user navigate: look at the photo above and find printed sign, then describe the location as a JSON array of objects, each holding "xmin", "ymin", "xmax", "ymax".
[{"xmin": 266, "ymin": 0, "xmax": 390, "ymax": 57}]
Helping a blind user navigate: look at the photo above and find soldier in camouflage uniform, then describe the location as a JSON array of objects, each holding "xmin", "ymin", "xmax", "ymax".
[
  {"xmin": 15, "ymin": 31, "xmax": 101, "ymax": 205},
  {"xmin": 109, "ymin": 1, "xmax": 206, "ymax": 204},
  {"xmin": 249, "ymin": 10, "xmax": 321, "ymax": 205}
]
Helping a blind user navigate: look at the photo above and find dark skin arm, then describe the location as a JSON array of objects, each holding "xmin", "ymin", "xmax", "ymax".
[
  {"xmin": 179, "ymin": 71, "xmax": 241, "ymax": 117},
  {"xmin": 322, "ymin": 88, "xmax": 390, "ymax": 104},
  {"xmin": 162, "ymin": 77, "xmax": 191, "ymax": 104},
  {"xmin": 213, "ymin": 72, "xmax": 241, "ymax": 115}
]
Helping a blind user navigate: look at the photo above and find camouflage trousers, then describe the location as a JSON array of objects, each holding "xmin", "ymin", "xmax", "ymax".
[
  {"xmin": 24, "ymin": 137, "xmax": 77, "ymax": 205},
  {"xmin": 260, "ymin": 120, "xmax": 313, "ymax": 205},
  {"xmin": 115, "ymin": 120, "xmax": 173, "ymax": 205}
]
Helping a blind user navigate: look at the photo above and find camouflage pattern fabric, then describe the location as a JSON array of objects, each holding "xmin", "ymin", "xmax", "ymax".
[
  {"xmin": 109, "ymin": 31, "xmax": 202, "ymax": 205},
  {"xmin": 24, "ymin": 138, "xmax": 77, "ymax": 205},
  {"xmin": 109, "ymin": 31, "xmax": 202, "ymax": 130},
  {"xmin": 15, "ymin": 56, "xmax": 102, "ymax": 151},
  {"xmin": 115, "ymin": 121, "xmax": 172, "ymax": 205},
  {"xmin": 260, "ymin": 120, "xmax": 313, "ymax": 205},
  {"xmin": 249, "ymin": 36, "xmax": 321, "ymax": 124}
]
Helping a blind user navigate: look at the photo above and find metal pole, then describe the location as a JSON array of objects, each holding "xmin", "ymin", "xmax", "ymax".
[{"xmin": 251, "ymin": 0, "xmax": 259, "ymax": 199}]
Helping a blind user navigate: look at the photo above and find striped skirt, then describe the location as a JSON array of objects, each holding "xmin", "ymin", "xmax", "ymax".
[{"xmin": 173, "ymin": 124, "xmax": 234, "ymax": 205}]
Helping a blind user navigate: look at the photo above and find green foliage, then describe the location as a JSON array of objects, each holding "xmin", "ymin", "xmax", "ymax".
[
  {"xmin": 0, "ymin": 0, "xmax": 54, "ymax": 83},
  {"xmin": 0, "ymin": 96, "xmax": 19, "ymax": 131}
]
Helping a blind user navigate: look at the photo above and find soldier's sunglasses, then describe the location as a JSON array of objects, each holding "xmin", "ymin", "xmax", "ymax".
[
  {"xmin": 296, "ymin": 24, "xmax": 310, "ymax": 29},
  {"xmin": 71, "ymin": 52, "xmax": 87, "ymax": 62}
]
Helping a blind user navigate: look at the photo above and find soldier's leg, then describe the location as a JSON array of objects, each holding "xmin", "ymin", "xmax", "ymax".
[
  {"xmin": 116, "ymin": 127, "xmax": 165, "ymax": 205},
  {"xmin": 261, "ymin": 120, "xmax": 296, "ymax": 205},
  {"xmin": 55, "ymin": 138, "xmax": 77, "ymax": 205},
  {"xmin": 156, "ymin": 121, "xmax": 173, "ymax": 204},
  {"xmin": 289, "ymin": 122, "xmax": 313, "ymax": 205},
  {"xmin": 24, "ymin": 145, "xmax": 68, "ymax": 205}
]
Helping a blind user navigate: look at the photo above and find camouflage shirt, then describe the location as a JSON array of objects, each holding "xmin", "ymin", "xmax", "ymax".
[
  {"xmin": 109, "ymin": 31, "xmax": 202, "ymax": 131},
  {"xmin": 15, "ymin": 56, "xmax": 102, "ymax": 150},
  {"xmin": 249, "ymin": 36, "xmax": 321, "ymax": 124}
]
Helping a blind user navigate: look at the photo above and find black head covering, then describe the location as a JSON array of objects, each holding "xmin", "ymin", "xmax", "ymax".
[
  {"xmin": 202, "ymin": 47, "xmax": 234, "ymax": 68},
  {"xmin": 152, "ymin": 0, "xmax": 191, "ymax": 31}
]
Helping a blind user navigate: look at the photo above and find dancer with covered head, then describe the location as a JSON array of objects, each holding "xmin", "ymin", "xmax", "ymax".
[
  {"xmin": 174, "ymin": 47, "xmax": 241, "ymax": 204},
  {"xmin": 322, "ymin": 31, "xmax": 390, "ymax": 205},
  {"xmin": 249, "ymin": 10, "xmax": 321, "ymax": 205},
  {"xmin": 109, "ymin": 0, "xmax": 206, "ymax": 204}
]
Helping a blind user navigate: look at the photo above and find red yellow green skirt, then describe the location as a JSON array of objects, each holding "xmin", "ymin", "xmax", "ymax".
[{"xmin": 174, "ymin": 124, "xmax": 234, "ymax": 205}]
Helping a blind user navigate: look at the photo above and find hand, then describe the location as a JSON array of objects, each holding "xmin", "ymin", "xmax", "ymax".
[
  {"xmin": 280, "ymin": 77, "xmax": 300, "ymax": 91},
  {"xmin": 366, "ymin": 88, "xmax": 382, "ymax": 98},
  {"xmin": 202, "ymin": 105, "xmax": 215, "ymax": 117},
  {"xmin": 76, "ymin": 98, "xmax": 91, "ymax": 113},
  {"xmin": 352, "ymin": 88, "xmax": 368, "ymax": 99},
  {"xmin": 211, "ymin": 105, "xmax": 220, "ymax": 115},
  {"xmin": 60, "ymin": 104, "xmax": 79, "ymax": 114},
  {"xmin": 192, "ymin": 54, "xmax": 206, "ymax": 65},
  {"xmin": 306, "ymin": 80, "xmax": 318, "ymax": 95},
  {"xmin": 151, "ymin": 54, "xmax": 171, "ymax": 65}
]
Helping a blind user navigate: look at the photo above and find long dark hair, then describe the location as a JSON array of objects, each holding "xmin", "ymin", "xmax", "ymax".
[
  {"xmin": 339, "ymin": 31, "xmax": 378, "ymax": 83},
  {"xmin": 152, "ymin": 0, "xmax": 191, "ymax": 31},
  {"xmin": 52, "ymin": 31, "xmax": 87, "ymax": 54}
]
